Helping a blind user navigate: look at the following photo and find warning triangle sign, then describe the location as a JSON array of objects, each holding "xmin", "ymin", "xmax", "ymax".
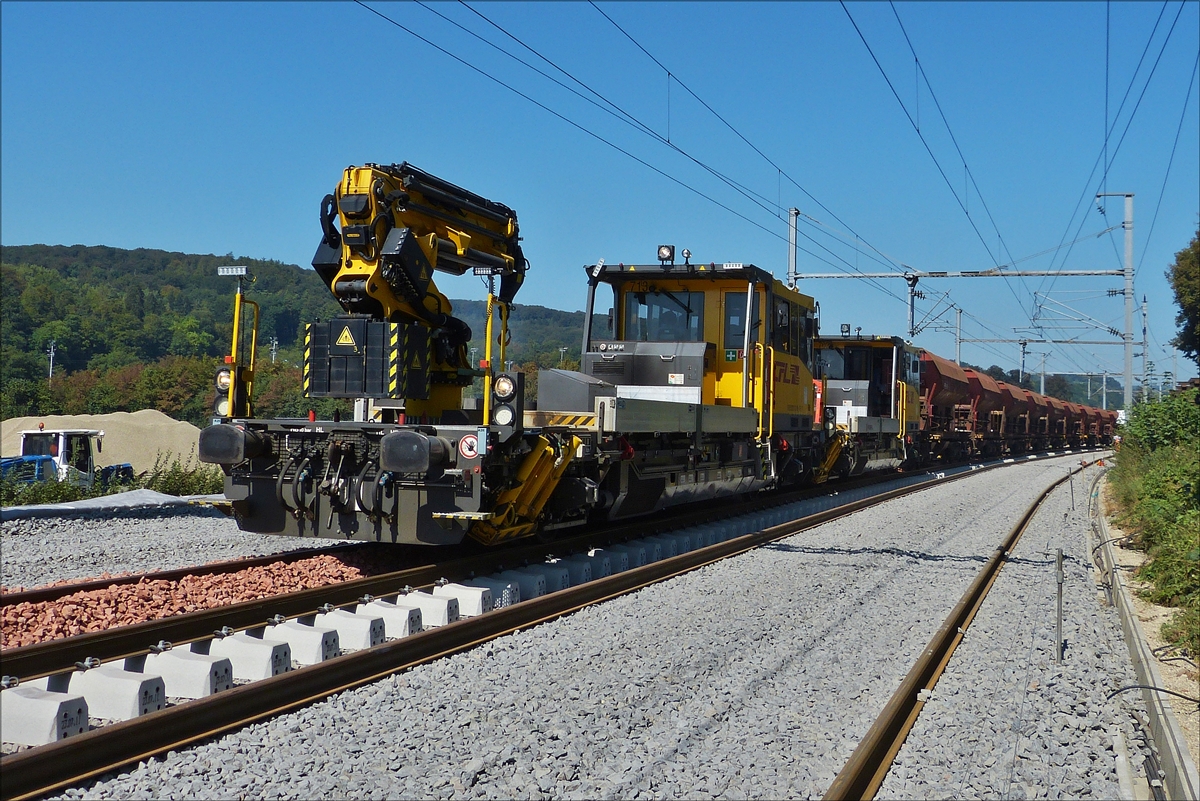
[{"xmin": 336, "ymin": 326, "xmax": 356, "ymax": 347}]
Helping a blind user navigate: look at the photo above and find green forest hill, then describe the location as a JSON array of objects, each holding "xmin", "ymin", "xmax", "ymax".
[
  {"xmin": 1, "ymin": 244, "xmax": 1105, "ymax": 427},
  {"xmin": 1, "ymin": 244, "xmax": 583, "ymax": 426}
]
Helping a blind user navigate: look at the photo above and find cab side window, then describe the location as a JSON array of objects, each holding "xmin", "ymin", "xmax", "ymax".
[
  {"xmin": 772, "ymin": 298, "xmax": 790, "ymax": 352},
  {"xmin": 725, "ymin": 291, "xmax": 761, "ymax": 350}
]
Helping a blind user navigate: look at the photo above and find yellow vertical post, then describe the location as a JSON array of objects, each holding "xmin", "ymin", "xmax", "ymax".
[
  {"xmin": 226, "ymin": 288, "xmax": 243, "ymax": 416},
  {"xmin": 483, "ymin": 292, "xmax": 495, "ymax": 422}
]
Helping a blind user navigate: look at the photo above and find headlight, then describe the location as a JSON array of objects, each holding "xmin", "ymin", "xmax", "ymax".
[
  {"xmin": 657, "ymin": 244, "xmax": 675, "ymax": 262},
  {"xmin": 214, "ymin": 396, "xmax": 231, "ymax": 417},
  {"xmin": 493, "ymin": 375, "xmax": 516, "ymax": 402},
  {"xmin": 493, "ymin": 404, "xmax": 516, "ymax": 427},
  {"xmin": 215, "ymin": 368, "xmax": 232, "ymax": 392}
]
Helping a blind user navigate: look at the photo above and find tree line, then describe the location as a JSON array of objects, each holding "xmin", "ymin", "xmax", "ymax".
[{"xmin": 0, "ymin": 245, "xmax": 585, "ymax": 425}]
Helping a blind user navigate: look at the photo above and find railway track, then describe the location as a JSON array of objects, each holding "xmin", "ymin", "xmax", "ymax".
[
  {"xmin": 0, "ymin": 450, "xmax": 1104, "ymax": 800},
  {"xmin": 824, "ymin": 458, "xmax": 1102, "ymax": 800},
  {"xmin": 0, "ymin": 460, "xmax": 974, "ymax": 658},
  {"xmin": 0, "ymin": 466, "xmax": 910, "ymax": 610}
]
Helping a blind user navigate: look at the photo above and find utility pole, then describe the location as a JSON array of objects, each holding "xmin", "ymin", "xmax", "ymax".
[
  {"xmin": 955, "ymin": 308, "xmax": 962, "ymax": 365},
  {"xmin": 1039, "ymin": 353, "xmax": 1047, "ymax": 395},
  {"xmin": 1102, "ymin": 371, "xmax": 1107, "ymax": 410},
  {"xmin": 905, "ymin": 275, "xmax": 922, "ymax": 338},
  {"xmin": 559, "ymin": 347, "xmax": 568, "ymax": 367},
  {"xmin": 269, "ymin": 337, "xmax": 279, "ymax": 364},
  {"xmin": 787, "ymin": 208, "xmax": 799, "ymax": 289},
  {"xmin": 1097, "ymin": 192, "xmax": 1134, "ymax": 408},
  {"xmin": 47, "ymin": 340, "xmax": 56, "ymax": 386},
  {"xmin": 1019, "ymin": 340, "xmax": 1028, "ymax": 384}
]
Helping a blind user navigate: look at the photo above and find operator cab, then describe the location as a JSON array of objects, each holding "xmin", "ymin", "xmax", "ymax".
[
  {"xmin": 18, "ymin": 428, "xmax": 103, "ymax": 484},
  {"xmin": 813, "ymin": 334, "xmax": 921, "ymax": 474},
  {"xmin": 560, "ymin": 257, "xmax": 819, "ymax": 425}
]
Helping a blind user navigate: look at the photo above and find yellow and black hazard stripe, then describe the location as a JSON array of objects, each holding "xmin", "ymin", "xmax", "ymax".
[
  {"xmin": 388, "ymin": 322, "xmax": 401, "ymax": 399},
  {"xmin": 525, "ymin": 412, "xmax": 597, "ymax": 428},
  {"xmin": 302, "ymin": 324, "xmax": 312, "ymax": 397}
]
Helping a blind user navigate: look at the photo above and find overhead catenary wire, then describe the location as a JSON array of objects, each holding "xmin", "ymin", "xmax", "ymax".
[
  {"xmin": 1094, "ymin": 0, "xmax": 1190, "ymax": 278},
  {"xmin": 587, "ymin": 0, "xmax": 911, "ymax": 278},
  {"xmin": 838, "ymin": 5, "xmax": 1001, "ymax": 269},
  {"xmin": 354, "ymin": 1, "xmax": 911, "ymax": 304},
  {"xmin": 351, "ymin": 2, "xmax": 792, "ymax": 248},
  {"xmin": 428, "ymin": 0, "xmax": 899, "ymax": 290},
  {"xmin": 889, "ymin": 3, "xmax": 1023, "ymax": 285},
  {"xmin": 834, "ymin": 4, "xmax": 1120, "ymax": 376},
  {"xmin": 359, "ymin": 1, "xmax": 1176, "ymax": 381},
  {"xmin": 427, "ymin": 0, "xmax": 782, "ymax": 224},
  {"xmin": 469, "ymin": 0, "xmax": 906, "ymax": 286},
  {"xmin": 1137, "ymin": 49, "xmax": 1199, "ymax": 278},
  {"xmin": 1038, "ymin": 1, "xmax": 1180, "ymax": 298},
  {"xmin": 584, "ymin": 1, "xmax": 1109, "ymax": 372}
]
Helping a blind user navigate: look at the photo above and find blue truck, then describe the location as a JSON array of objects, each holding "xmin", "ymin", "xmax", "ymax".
[{"xmin": 0, "ymin": 427, "xmax": 134, "ymax": 488}]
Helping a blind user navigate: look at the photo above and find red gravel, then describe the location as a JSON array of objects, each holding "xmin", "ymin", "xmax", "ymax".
[
  {"xmin": 2, "ymin": 572, "xmax": 138, "ymax": 595},
  {"xmin": 1, "ymin": 554, "xmax": 369, "ymax": 649}
]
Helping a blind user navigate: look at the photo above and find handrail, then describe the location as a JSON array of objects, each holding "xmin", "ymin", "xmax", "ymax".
[
  {"xmin": 767, "ymin": 345, "xmax": 775, "ymax": 439},
  {"xmin": 753, "ymin": 343, "xmax": 766, "ymax": 439}
]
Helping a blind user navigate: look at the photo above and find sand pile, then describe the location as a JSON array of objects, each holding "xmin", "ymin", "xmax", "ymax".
[{"xmin": 1, "ymin": 409, "xmax": 203, "ymax": 474}]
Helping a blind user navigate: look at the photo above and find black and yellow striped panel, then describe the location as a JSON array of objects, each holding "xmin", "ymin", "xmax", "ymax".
[
  {"xmin": 524, "ymin": 412, "xmax": 597, "ymax": 428},
  {"xmin": 302, "ymin": 324, "xmax": 311, "ymax": 398},
  {"xmin": 388, "ymin": 322, "xmax": 401, "ymax": 399}
]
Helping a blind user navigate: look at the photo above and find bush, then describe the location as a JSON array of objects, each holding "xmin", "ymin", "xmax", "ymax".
[
  {"xmin": 138, "ymin": 452, "xmax": 224, "ymax": 496},
  {"xmin": 0, "ymin": 474, "xmax": 92, "ymax": 506},
  {"xmin": 1109, "ymin": 389, "xmax": 1200, "ymax": 654},
  {"xmin": 0, "ymin": 453, "xmax": 223, "ymax": 507},
  {"xmin": 1121, "ymin": 387, "xmax": 1200, "ymax": 451}
]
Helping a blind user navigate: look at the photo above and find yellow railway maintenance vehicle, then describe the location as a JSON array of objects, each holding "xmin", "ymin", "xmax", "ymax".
[
  {"xmin": 812, "ymin": 333, "xmax": 922, "ymax": 477},
  {"xmin": 199, "ymin": 163, "xmax": 832, "ymax": 546}
]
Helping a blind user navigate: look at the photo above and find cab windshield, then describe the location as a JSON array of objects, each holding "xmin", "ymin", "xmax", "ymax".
[
  {"xmin": 623, "ymin": 290, "xmax": 705, "ymax": 342},
  {"xmin": 21, "ymin": 434, "xmax": 55, "ymax": 457}
]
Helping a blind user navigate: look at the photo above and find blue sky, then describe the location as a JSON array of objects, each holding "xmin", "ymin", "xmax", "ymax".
[{"xmin": 3, "ymin": 1, "xmax": 1198, "ymax": 386}]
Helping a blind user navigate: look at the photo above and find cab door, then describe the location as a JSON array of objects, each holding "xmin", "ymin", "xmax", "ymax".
[
  {"xmin": 64, "ymin": 434, "xmax": 94, "ymax": 486},
  {"xmin": 716, "ymin": 289, "xmax": 761, "ymax": 406}
]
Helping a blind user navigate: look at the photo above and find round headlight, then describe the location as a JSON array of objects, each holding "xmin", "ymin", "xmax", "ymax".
[
  {"xmin": 214, "ymin": 396, "xmax": 231, "ymax": 417},
  {"xmin": 215, "ymin": 368, "xmax": 232, "ymax": 392},
  {"xmin": 493, "ymin": 375, "xmax": 516, "ymax": 402},
  {"xmin": 493, "ymin": 404, "xmax": 515, "ymax": 427},
  {"xmin": 657, "ymin": 244, "xmax": 675, "ymax": 262}
]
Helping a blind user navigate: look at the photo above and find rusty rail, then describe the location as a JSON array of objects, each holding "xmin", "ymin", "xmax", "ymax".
[{"xmin": 823, "ymin": 458, "xmax": 1099, "ymax": 801}]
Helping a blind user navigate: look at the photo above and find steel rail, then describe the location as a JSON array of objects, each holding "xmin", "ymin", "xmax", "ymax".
[
  {"xmin": 0, "ymin": 465, "xmax": 952, "ymax": 681},
  {"xmin": 1, "ymin": 465, "xmax": 887, "ymax": 609},
  {"xmin": 0, "ymin": 455, "xmax": 1078, "ymax": 801},
  {"xmin": 0, "ymin": 467, "xmax": 853, "ymax": 609},
  {"xmin": 823, "ymin": 458, "xmax": 1098, "ymax": 801}
]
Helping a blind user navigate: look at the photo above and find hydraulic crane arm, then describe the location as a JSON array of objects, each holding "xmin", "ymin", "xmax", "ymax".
[{"xmin": 311, "ymin": 162, "xmax": 527, "ymax": 346}]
